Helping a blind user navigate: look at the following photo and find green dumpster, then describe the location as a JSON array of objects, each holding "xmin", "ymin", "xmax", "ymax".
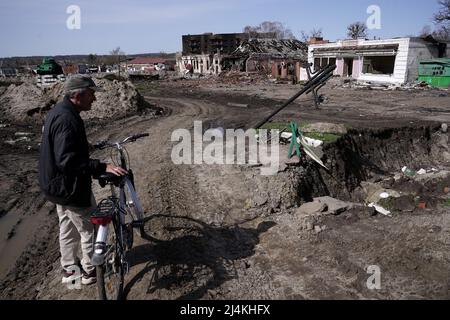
[{"xmin": 418, "ymin": 59, "xmax": 450, "ymax": 88}]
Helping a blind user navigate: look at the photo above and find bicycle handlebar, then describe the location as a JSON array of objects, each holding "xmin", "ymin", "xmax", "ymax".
[{"xmin": 94, "ymin": 133, "xmax": 149, "ymax": 150}]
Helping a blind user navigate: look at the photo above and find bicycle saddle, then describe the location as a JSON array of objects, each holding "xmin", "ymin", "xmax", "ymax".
[{"xmin": 97, "ymin": 173, "xmax": 123, "ymax": 188}]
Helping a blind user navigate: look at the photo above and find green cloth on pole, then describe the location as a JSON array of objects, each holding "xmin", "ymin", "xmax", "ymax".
[{"xmin": 288, "ymin": 122, "xmax": 302, "ymax": 158}]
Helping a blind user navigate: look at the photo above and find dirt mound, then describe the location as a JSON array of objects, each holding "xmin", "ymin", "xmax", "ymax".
[{"xmin": 0, "ymin": 77, "xmax": 159, "ymax": 125}]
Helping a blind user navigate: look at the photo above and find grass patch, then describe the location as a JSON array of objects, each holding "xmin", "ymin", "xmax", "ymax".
[
  {"xmin": 378, "ymin": 198, "xmax": 395, "ymax": 212},
  {"xmin": 303, "ymin": 132, "xmax": 341, "ymax": 143},
  {"xmin": 259, "ymin": 121, "xmax": 341, "ymax": 143},
  {"xmin": 443, "ymin": 198, "xmax": 450, "ymax": 207},
  {"xmin": 260, "ymin": 121, "xmax": 310, "ymax": 132}
]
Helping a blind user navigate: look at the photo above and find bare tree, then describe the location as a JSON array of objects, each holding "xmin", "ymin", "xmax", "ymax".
[
  {"xmin": 108, "ymin": 46, "xmax": 126, "ymax": 76},
  {"xmin": 243, "ymin": 21, "xmax": 296, "ymax": 39},
  {"xmin": 420, "ymin": 25, "xmax": 433, "ymax": 37},
  {"xmin": 434, "ymin": 0, "xmax": 450, "ymax": 24},
  {"xmin": 419, "ymin": 24, "xmax": 450, "ymax": 40},
  {"xmin": 87, "ymin": 53, "xmax": 97, "ymax": 65},
  {"xmin": 347, "ymin": 22, "xmax": 368, "ymax": 39},
  {"xmin": 420, "ymin": 1, "xmax": 450, "ymax": 40},
  {"xmin": 299, "ymin": 28, "xmax": 323, "ymax": 42},
  {"xmin": 110, "ymin": 47, "xmax": 125, "ymax": 61},
  {"xmin": 106, "ymin": 47, "xmax": 125, "ymax": 65},
  {"xmin": 243, "ymin": 25, "xmax": 260, "ymax": 38},
  {"xmin": 432, "ymin": 0, "xmax": 450, "ymax": 40},
  {"xmin": 433, "ymin": 25, "xmax": 450, "ymax": 39}
]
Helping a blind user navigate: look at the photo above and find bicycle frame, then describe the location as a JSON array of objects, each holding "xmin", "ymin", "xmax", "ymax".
[{"xmin": 91, "ymin": 134, "xmax": 147, "ymax": 267}]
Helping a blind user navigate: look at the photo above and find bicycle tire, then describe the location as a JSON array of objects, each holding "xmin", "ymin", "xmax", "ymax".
[
  {"xmin": 96, "ymin": 221, "xmax": 125, "ymax": 300},
  {"xmin": 96, "ymin": 263, "xmax": 124, "ymax": 300}
]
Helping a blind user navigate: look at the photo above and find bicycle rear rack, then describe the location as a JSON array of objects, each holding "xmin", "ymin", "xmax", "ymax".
[{"xmin": 92, "ymin": 198, "xmax": 117, "ymax": 218}]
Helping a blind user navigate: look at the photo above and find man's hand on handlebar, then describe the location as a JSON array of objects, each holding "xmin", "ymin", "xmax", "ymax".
[
  {"xmin": 93, "ymin": 133, "xmax": 149, "ymax": 150},
  {"xmin": 106, "ymin": 164, "xmax": 128, "ymax": 176}
]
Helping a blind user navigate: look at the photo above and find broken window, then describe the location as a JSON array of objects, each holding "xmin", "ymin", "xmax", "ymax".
[
  {"xmin": 314, "ymin": 57, "xmax": 335, "ymax": 70},
  {"xmin": 287, "ymin": 63, "xmax": 295, "ymax": 76},
  {"xmin": 362, "ymin": 56, "xmax": 395, "ymax": 75},
  {"xmin": 314, "ymin": 58, "xmax": 320, "ymax": 71}
]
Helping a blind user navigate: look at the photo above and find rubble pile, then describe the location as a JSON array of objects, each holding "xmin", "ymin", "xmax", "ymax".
[
  {"xmin": 0, "ymin": 76, "xmax": 157, "ymax": 125},
  {"xmin": 334, "ymin": 78, "xmax": 449, "ymax": 92},
  {"xmin": 217, "ymin": 71, "xmax": 267, "ymax": 85},
  {"xmin": 84, "ymin": 78, "xmax": 154, "ymax": 121},
  {"xmin": 0, "ymin": 78, "xmax": 53, "ymax": 124}
]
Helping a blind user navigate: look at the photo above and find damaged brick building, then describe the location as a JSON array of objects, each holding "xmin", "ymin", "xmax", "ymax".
[
  {"xmin": 224, "ymin": 38, "xmax": 308, "ymax": 82},
  {"xmin": 177, "ymin": 32, "xmax": 308, "ymax": 81},
  {"xmin": 178, "ymin": 32, "xmax": 274, "ymax": 75}
]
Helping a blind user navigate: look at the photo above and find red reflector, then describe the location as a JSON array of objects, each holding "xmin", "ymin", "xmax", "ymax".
[{"xmin": 90, "ymin": 216, "xmax": 113, "ymax": 225}]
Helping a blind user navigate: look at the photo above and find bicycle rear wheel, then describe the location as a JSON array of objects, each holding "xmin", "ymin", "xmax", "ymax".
[{"xmin": 96, "ymin": 221, "xmax": 125, "ymax": 300}]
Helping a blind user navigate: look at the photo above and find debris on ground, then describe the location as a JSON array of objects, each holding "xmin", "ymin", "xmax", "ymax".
[
  {"xmin": 297, "ymin": 196, "xmax": 355, "ymax": 216},
  {"xmin": 227, "ymin": 102, "xmax": 249, "ymax": 108},
  {"xmin": 302, "ymin": 122, "xmax": 348, "ymax": 135},
  {"xmin": 402, "ymin": 166, "xmax": 417, "ymax": 178},
  {"xmin": 4, "ymin": 137, "xmax": 31, "ymax": 145},
  {"xmin": 2, "ymin": 74, "xmax": 450, "ymax": 300},
  {"xmin": 368, "ymin": 203, "xmax": 393, "ymax": 217},
  {"xmin": 361, "ymin": 181, "xmax": 401, "ymax": 204}
]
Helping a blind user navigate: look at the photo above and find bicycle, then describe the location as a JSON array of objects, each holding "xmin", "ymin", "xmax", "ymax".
[{"xmin": 90, "ymin": 133, "xmax": 149, "ymax": 300}]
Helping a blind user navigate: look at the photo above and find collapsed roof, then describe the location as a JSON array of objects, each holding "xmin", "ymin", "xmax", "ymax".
[{"xmin": 230, "ymin": 38, "xmax": 308, "ymax": 61}]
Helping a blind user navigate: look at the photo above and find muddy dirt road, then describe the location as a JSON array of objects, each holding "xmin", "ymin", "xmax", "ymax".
[{"xmin": 1, "ymin": 79, "xmax": 449, "ymax": 300}]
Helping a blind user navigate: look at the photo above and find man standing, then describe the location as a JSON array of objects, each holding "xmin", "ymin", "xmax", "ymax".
[{"xmin": 39, "ymin": 76, "xmax": 127, "ymax": 285}]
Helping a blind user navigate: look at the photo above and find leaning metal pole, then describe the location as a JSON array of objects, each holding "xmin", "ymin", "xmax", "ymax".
[{"xmin": 254, "ymin": 64, "xmax": 336, "ymax": 130}]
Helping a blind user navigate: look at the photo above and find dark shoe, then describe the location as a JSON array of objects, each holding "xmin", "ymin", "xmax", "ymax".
[{"xmin": 82, "ymin": 269, "xmax": 97, "ymax": 285}]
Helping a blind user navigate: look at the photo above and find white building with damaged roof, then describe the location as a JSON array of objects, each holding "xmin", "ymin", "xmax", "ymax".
[{"xmin": 308, "ymin": 36, "xmax": 450, "ymax": 84}]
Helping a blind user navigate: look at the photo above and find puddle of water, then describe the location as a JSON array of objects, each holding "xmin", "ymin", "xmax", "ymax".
[{"xmin": 0, "ymin": 205, "xmax": 51, "ymax": 279}]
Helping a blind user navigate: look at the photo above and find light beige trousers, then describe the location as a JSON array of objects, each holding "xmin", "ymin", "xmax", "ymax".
[{"xmin": 56, "ymin": 194, "xmax": 96, "ymax": 273}]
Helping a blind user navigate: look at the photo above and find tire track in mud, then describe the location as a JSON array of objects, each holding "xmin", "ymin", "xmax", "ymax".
[
  {"xmin": 105, "ymin": 96, "xmax": 239, "ymax": 300},
  {"xmin": 101, "ymin": 96, "xmax": 286, "ymax": 300},
  {"xmin": 23, "ymin": 95, "xmax": 249, "ymax": 300},
  {"xmin": 125, "ymin": 96, "xmax": 225, "ymax": 216},
  {"xmin": 4, "ymin": 88, "xmax": 450, "ymax": 300}
]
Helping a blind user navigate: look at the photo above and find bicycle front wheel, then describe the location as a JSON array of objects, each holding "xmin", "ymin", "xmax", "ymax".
[
  {"xmin": 96, "ymin": 221, "xmax": 125, "ymax": 300},
  {"xmin": 120, "ymin": 176, "xmax": 145, "ymax": 238}
]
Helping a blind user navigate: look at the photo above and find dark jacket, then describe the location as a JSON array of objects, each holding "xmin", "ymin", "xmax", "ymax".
[{"xmin": 39, "ymin": 97, "xmax": 106, "ymax": 207}]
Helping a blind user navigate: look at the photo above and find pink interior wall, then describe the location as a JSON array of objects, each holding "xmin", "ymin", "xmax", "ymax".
[
  {"xmin": 352, "ymin": 59, "xmax": 362, "ymax": 78},
  {"xmin": 336, "ymin": 58, "xmax": 344, "ymax": 76}
]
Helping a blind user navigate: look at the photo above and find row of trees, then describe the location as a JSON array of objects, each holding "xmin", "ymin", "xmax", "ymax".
[
  {"xmin": 0, "ymin": 47, "xmax": 126, "ymax": 69},
  {"xmin": 243, "ymin": 20, "xmax": 369, "ymax": 41},
  {"xmin": 244, "ymin": 0, "xmax": 450, "ymax": 42},
  {"xmin": 421, "ymin": 0, "xmax": 450, "ymax": 40},
  {"xmin": 85, "ymin": 47, "xmax": 125, "ymax": 65}
]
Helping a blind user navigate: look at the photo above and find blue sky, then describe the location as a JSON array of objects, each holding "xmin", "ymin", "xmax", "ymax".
[{"xmin": 0, "ymin": 0, "xmax": 442, "ymax": 57}]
